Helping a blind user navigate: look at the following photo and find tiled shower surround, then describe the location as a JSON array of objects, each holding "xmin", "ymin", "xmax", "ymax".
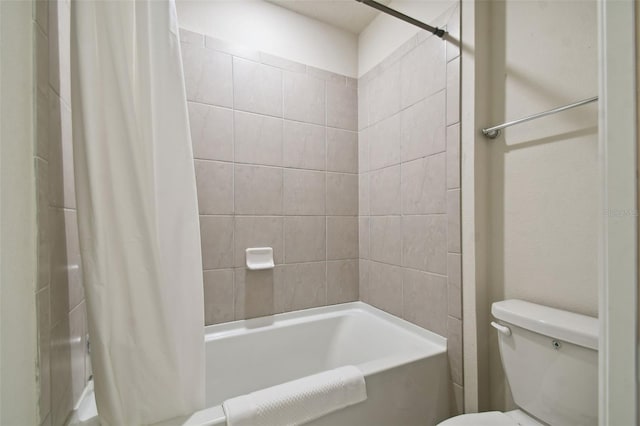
[
  {"xmin": 34, "ymin": 0, "xmax": 91, "ymax": 425},
  {"xmin": 181, "ymin": 2, "xmax": 462, "ymax": 414},
  {"xmin": 180, "ymin": 30, "xmax": 360, "ymax": 324},
  {"xmin": 358, "ymin": 5, "xmax": 462, "ymax": 414}
]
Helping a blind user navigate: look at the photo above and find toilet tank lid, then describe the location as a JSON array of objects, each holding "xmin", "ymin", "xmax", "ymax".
[{"xmin": 492, "ymin": 300, "xmax": 598, "ymax": 350}]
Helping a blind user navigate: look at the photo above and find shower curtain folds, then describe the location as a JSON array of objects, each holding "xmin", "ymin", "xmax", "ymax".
[{"xmin": 70, "ymin": 1, "xmax": 205, "ymax": 424}]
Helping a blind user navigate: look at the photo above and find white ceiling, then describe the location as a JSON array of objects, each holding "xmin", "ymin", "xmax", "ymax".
[{"xmin": 267, "ymin": 0, "xmax": 391, "ymax": 34}]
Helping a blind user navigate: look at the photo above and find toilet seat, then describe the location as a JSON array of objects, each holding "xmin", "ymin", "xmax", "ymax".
[{"xmin": 438, "ymin": 410, "xmax": 545, "ymax": 426}]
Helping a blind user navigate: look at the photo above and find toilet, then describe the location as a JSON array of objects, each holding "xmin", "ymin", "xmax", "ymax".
[{"xmin": 440, "ymin": 299, "xmax": 598, "ymax": 426}]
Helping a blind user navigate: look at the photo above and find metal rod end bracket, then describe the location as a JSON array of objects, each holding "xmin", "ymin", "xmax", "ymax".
[{"xmin": 482, "ymin": 128, "xmax": 501, "ymax": 139}]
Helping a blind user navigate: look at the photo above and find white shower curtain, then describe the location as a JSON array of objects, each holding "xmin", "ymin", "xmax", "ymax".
[{"xmin": 70, "ymin": 1, "xmax": 205, "ymax": 424}]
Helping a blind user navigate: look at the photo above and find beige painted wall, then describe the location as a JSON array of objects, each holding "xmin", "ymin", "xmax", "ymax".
[
  {"xmin": 175, "ymin": 0, "xmax": 358, "ymax": 77},
  {"xmin": 0, "ymin": 1, "xmax": 38, "ymax": 424},
  {"xmin": 482, "ymin": 0, "xmax": 599, "ymax": 410},
  {"xmin": 484, "ymin": 1, "xmax": 599, "ymax": 409}
]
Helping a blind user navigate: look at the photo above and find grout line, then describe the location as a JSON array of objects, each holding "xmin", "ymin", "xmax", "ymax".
[{"xmin": 230, "ymin": 56, "xmax": 237, "ymax": 322}]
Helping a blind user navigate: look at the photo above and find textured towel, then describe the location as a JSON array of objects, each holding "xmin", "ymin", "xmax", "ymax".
[{"xmin": 222, "ymin": 366, "xmax": 367, "ymax": 426}]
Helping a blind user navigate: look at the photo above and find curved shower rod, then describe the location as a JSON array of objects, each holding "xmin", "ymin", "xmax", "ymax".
[{"xmin": 355, "ymin": 0, "xmax": 447, "ymax": 38}]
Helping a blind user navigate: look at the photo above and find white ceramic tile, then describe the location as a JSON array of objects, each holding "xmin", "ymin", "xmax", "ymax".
[
  {"xmin": 234, "ymin": 165, "xmax": 283, "ymax": 215},
  {"xmin": 194, "ymin": 160, "xmax": 233, "ymax": 214},
  {"xmin": 205, "ymin": 36, "xmax": 260, "ymax": 61},
  {"xmin": 369, "ymin": 113, "xmax": 401, "ymax": 171},
  {"xmin": 188, "ymin": 102, "xmax": 233, "ymax": 161},
  {"xmin": 326, "ymin": 128, "xmax": 358, "ymax": 174},
  {"xmin": 402, "ymin": 269, "xmax": 447, "ymax": 335},
  {"xmin": 234, "ymin": 111, "xmax": 283, "ymax": 167},
  {"xmin": 369, "ymin": 216, "xmax": 402, "ymax": 265},
  {"xmin": 402, "ymin": 215, "xmax": 430, "ymax": 271},
  {"xmin": 49, "ymin": 209, "xmax": 83, "ymax": 326},
  {"xmin": 447, "ymin": 189, "xmax": 461, "ymax": 253},
  {"xmin": 447, "ymin": 253, "xmax": 462, "ymax": 319},
  {"xmin": 182, "ymin": 44, "xmax": 233, "ymax": 107},
  {"xmin": 234, "ymin": 268, "xmax": 276, "ymax": 320},
  {"xmin": 367, "ymin": 261, "xmax": 403, "ymax": 317},
  {"xmin": 357, "ymin": 80, "xmax": 369, "ymax": 131},
  {"xmin": 400, "ymin": 36, "xmax": 446, "ymax": 109},
  {"xmin": 401, "ymin": 91, "xmax": 446, "ymax": 162},
  {"xmin": 326, "ymin": 173, "xmax": 358, "ymax": 216},
  {"xmin": 261, "ymin": 53, "xmax": 306, "ymax": 73},
  {"xmin": 203, "ymin": 269, "xmax": 235, "ymax": 325},
  {"xmin": 283, "ymin": 121, "xmax": 326, "ymax": 171},
  {"xmin": 200, "ymin": 216, "xmax": 234, "ymax": 269},
  {"xmin": 446, "ymin": 57, "xmax": 460, "ymax": 125},
  {"xmin": 401, "ymin": 153, "xmax": 447, "ymax": 214},
  {"xmin": 50, "ymin": 317, "xmax": 72, "ymax": 426},
  {"xmin": 276, "ymin": 262, "xmax": 326, "ymax": 313},
  {"xmin": 233, "ymin": 58, "xmax": 282, "ymax": 117},
  {"xmin": 368, "ymin": 61, "xmax": 401, "ymax": 124},
  {"xmin": 48, "ymin": 0, "xmax": 70, "ymax": 105},
  {"xmin": 425, "ymin": 215, "xmax": 448, "ymax": 274},
  {"xmin": 358, "ymin": 173, "xmax": 370, "ymax": 216},
  {"xmin": 179, "ymin": 28, "xmax": 204, "ymax": 46},
  {"xmin": 359, "ymin": 216, "xmax": 370, "ymax": 259},
  {"xmin": 69, "ymin": 304, "xmax": 86, "ymax": 406},
  {"xmin": 283, "ymin": 169, "xmax": 325, "ymax": 215},
  {"xmin": 283, "ymin": 71, "xmax": 325, "ymax": 125},
  {"xmin": 284, "ymin": 216, "xmax": 326, "ymax": 263},
  {"xmin": 446, "ymin": 123, "xmax": 461, "ymax": 189},
  {"xmin": 326, "ymin": 81, "xmax": 357, "ymax": 131},
  {"xmin": 447, "ymin": 316, "xmax": 463, "ymax": 385},
  {"xmin": 36, "ymin": 25, "xmax": 49, "ymax": 98},
  {"xmin": 327, "ymin": 260, "xmax": 358, "ymax": 304},
  {"xmin": 369, "ymin": 165, "xmax": 401, "ymax": 215},
  {"xmin": 48, "ymin": 93, "xmax": 75, "ymax": 209},
  {"xmin": 327, "ymin": 216, "xmax": 358, "ymax": 260},
  {"xmin": 359, "ymin": 259, "xmax": 370, "ymax": 303},
  {"xmin": 36, "ymin": 91, "xmax": 49, "ymax": 161},
  {"xmin": 36, "ymin": 159, "xmax": 50, "ymax": 291},
  {"xmin": 358, "ymin": 128, "xmax": 369, "ymax": 173},
  {"xmin": 446, "ymin": 5, "xmax": 460, "ymax": 62}
]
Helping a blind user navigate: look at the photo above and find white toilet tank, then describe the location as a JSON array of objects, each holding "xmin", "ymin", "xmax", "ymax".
[{"xmin": 492, "ymin": 300, "xmax": 598, "ymax": 426}]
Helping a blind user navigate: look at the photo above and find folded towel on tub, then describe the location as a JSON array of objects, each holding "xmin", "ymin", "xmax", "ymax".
[{"xmin": 222, "ymin": 365, "xmax": 367, "ymax": 426}]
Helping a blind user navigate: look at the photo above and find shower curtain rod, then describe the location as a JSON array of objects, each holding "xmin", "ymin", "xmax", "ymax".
[
  {"xmin": 355, "ymin": 0, "xmax": 446, "ymax": 38},
  {"xmin": 481, "ymin": 96, "xmax": 599, "ymax": 139}
]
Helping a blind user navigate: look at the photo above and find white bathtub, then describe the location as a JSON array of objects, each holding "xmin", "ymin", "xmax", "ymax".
[{"xmin": 70, "ymin": 302, "xmax": 449, "ymax": 426}]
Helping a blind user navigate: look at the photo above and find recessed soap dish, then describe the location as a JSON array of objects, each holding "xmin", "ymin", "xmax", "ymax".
[{"xmin": 245, "ymin": 247, "xmax": 275, "ymax": 270}]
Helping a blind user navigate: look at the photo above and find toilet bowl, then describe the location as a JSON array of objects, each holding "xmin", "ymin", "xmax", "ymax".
[
  {"xmin": 438, "ymin": 299, "xmax": 598, "ymax": 426},
  {"xmin": 439, "ymin": 409, "xmax": 544, "ymax": 426}
]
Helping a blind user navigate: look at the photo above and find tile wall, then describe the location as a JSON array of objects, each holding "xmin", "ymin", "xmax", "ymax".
[
  {"xmin": 357, "ymin": 4, "xmax": 463, "ymax": 415},
  {"xmin": 179, "ymin": 29, "xmax": 360, "ymax": 324},
  {"xmin": 34, "ymin": 0, "xmax": 91, "ymax": 425}
]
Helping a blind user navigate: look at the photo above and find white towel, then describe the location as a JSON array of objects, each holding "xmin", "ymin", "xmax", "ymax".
[{"xmin": 222, "ymin": 366, "xmax": 367, "ymax": 426}]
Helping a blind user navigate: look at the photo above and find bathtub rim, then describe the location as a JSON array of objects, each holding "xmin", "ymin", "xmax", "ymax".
[{"xmin": 205, "ymin": 301, "xmax": 447, "ymax": 348}]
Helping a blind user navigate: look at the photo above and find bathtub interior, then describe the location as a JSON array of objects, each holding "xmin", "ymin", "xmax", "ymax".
[{"xmin": 204, "ymin": 302, "xmax": 446, "ymax": 407}]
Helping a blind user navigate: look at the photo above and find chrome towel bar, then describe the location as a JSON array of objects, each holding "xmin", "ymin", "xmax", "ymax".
[{"xmin": 481, "ymin": 96, "xmax": 598, "ymax": 139}]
